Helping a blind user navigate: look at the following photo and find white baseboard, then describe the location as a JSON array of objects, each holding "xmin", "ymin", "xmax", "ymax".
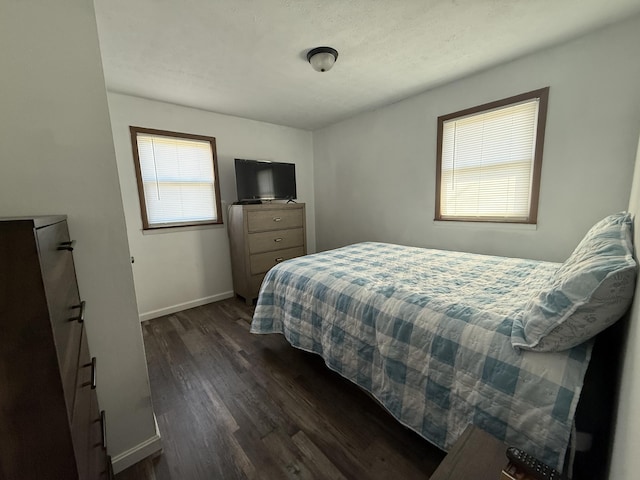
[
  {"xmin": 139, "ymin": 291, "xmax": 235, "ymax": 322},
  {"xmin": 111, "ymin": 417, "xmax": 163, "ymax": 474}
]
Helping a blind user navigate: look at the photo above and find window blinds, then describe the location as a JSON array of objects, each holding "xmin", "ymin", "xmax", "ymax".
[
  {"xmin": 136, "ymin": 133, "xmax": 217, "ymax": 226},
  {"xmin": 439, "ymin": 99, "xmax": 540, "ymax": 221}
]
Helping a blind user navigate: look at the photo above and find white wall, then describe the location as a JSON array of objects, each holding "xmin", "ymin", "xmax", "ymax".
[
  {"xmin": 107, "ymin": 93, "xmax": 314, "ymax": 319},
  {"xmin": 313, "ymin": 14, "xmax": 640, "ymax": 263},
  {"xmin": 610, "ymin": 135, "xmax": 640, "ymax": 479},
  {"xmin": 0, "ymin": 0, "xmax": 158, "ymax": 472}
]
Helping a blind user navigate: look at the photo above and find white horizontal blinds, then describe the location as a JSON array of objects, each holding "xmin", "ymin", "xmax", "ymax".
[
  {"xmin": 137, "ymin": 133, "xmax": 217, "ymax": 225},
  {"xmin": 440, "ymin": 98, "xmax": 539, "ymax": 221}
]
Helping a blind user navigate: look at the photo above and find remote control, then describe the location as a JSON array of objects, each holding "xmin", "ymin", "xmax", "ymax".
[{"xmin": 505, "ymin": 446, "xmax": 564, "ymax": 480}]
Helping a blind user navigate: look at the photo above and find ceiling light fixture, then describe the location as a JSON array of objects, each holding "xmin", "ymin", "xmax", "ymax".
[{"xmin": 307, "ymin": 46, "xmax": 338, "ymax": 72}]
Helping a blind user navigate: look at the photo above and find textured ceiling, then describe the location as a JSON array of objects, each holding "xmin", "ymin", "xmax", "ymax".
[{"xmin": 94, "ymin": 0, "xmax": 640, "ymax": 131}]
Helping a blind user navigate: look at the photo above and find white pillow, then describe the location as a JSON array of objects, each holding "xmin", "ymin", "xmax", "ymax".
[{"xmin": 511, "ymin": 212, "xmax": 637, "ymax": 352}]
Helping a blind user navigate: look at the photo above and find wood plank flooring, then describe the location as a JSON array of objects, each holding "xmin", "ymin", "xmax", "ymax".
[{"xmin": 115, "ymin": 297, "xmax": 445, "ymax": 480}]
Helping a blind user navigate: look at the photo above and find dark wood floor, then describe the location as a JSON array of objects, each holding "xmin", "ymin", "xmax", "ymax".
[{"xmin": 115, "ymin": 297, "xmax": 445, "ymax": 480}]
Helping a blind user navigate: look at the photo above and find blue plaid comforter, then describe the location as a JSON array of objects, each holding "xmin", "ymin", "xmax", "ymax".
[{"xmin": 250, "ymin": 242, "xmax": 593, "ymax": 470}]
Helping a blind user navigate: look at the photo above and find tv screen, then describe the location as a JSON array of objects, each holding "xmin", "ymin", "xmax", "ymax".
[{"xmin": 235, "ymin": 159, "xmax": 297, "ymax": 202}]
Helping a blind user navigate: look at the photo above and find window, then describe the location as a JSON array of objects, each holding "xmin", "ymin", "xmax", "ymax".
[
  {"xmin": 435, "ymin": 87, "xmax": 549, "ymax": 224},
  {"xmin": 130, "ymin": 126, "xmax": 223, "ymax": 230}
]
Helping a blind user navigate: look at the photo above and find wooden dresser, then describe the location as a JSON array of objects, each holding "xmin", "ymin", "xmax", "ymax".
[
  {"xmin": 0, "ymin": 216, "xmax": 111, "ymax": 480},
  {"xmin": 228, "ymin": 203, "xmax": 306, "ymax": 305}
]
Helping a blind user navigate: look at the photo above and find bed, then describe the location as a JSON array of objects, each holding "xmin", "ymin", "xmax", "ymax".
[{"xmin": 250, "ymin": 213, "xmax": 636, "ymax": 473}]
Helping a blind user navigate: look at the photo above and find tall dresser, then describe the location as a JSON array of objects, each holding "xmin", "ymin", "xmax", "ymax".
[
  {"xmin": 228, "ymin": 203, "xmax": 306, "ymax": 305},
  {"xmin": 0, "ymin": 216, "xmax": 111, "ymax": 480}
]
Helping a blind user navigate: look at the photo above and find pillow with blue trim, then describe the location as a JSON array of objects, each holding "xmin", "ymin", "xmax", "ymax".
[{"xmin": 512, "ymin": 212, "xmax": 637, "ymax": 352}]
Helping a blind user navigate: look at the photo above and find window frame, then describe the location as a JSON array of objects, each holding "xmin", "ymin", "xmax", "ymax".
[
  {"xmin": 435, "ymin": 87, "xmax": 549, "ymax": 224},
  {"xmin": 129, "ymin": 126, "xmax": 224, "ymax": 230}
]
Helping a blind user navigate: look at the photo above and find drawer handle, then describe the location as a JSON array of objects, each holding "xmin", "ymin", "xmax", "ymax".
[
  {"xmin": 83, "ymin": 356, "xmax": 97, "ymax": 389},
  {"xmin": 91, "ymin": 357, "xmax": 97, "ymax": 389},
  {"xmin": 57, "ymin": 240, "xmax": 76, "ymax": 251},
  {"xmin": 275, "ymin": 257, "xmax": 284, "ymax": 263},
  {"xmin": 274, "ymin": 238, "xmax": 283, "ymax": 243},
  {"xmin": 70, "ymin": 300, "xmax": 86, "ymax": 323},
  {"xmin": 100, "ymin": 410, "xmax": 107, "ymax": 449},
  {"xmin": 273, "ymin": 217, "xmax": 281, "ymax": 222}
]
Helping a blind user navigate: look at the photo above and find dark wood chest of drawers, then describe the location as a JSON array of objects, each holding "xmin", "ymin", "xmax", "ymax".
[
  {"xmin": 0, "ymin": 216, "xmax": 111, "ymax": 480},
  {"xmin": 228, "ymin": 203, "xmax": 306, "ymax": 305}
]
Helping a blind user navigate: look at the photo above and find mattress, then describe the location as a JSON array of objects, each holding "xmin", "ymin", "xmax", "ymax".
[{"xmin": 250, "ymin": 242, "xmax": 593, "ymax": 470}]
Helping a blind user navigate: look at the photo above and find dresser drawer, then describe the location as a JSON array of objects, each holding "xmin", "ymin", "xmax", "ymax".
[
  {"xmin": 248, "ymin": 228, "xmax": 304, "ymax": 254},
  {"xmin": 72, "ymin": 329, "xmax": 94, "ymax": 423},
  {"xmin": 89, "ymin": 398, "xmax": 109, "ymax": 479},
  {"xmin": 60, "ymin": 320, "xmax": 83, "ymax": 419},
  {"xmin": 247, "ymin": 208, "xmax": 303, "ymax": 232},
  {"xmin": 250, "ymin": 246, "xmax": 304, "ymax": 275},
  {"xmin": 71, "ymin": 328, "xmax": 94, "ymax": 479}
]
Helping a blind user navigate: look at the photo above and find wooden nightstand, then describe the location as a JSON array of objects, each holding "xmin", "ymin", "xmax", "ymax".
[{"xmin": 430, "ymin": 425, "xmax": 508, "ymax": 480}]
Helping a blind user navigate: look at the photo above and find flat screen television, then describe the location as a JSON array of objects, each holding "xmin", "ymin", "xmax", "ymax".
[{"xmin": 235, "ymin": 159, "xmax": 297, "ymax": 203}]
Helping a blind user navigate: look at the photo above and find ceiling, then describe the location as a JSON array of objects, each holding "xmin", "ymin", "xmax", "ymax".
[{"xmin": 94, "ymin": 0, "xmax": 640, "ymax": 131}]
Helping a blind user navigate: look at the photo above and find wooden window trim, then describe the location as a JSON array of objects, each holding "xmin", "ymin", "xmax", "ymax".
[
  {"xmin": 129, "ymin": 126, "xmax": 224, "ymax": 230},
  {"xmin": 435, "ymin": 87, "xmax": 549, "ymax": 224}
]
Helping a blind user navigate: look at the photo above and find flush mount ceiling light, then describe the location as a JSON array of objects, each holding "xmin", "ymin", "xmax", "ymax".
[{"xmin": 307, "ymin": 46, "xmax": 338, "ymax": 72}]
